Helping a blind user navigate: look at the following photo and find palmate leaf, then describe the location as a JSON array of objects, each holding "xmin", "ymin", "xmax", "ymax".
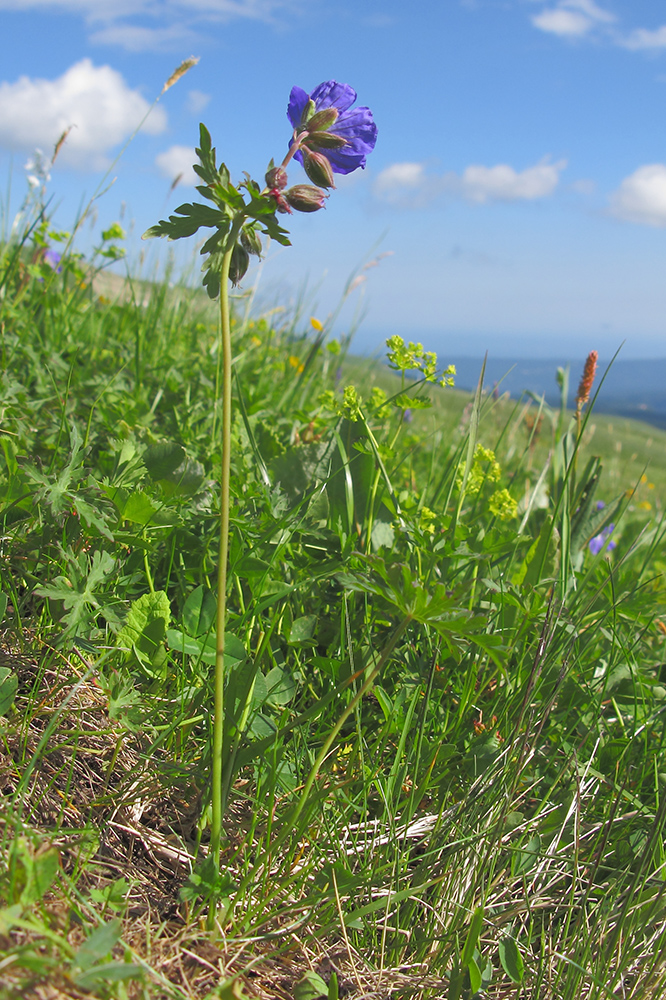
[
  {"xmin": 194, "ymin": 183, "xmax": 219, "ymax": 204},
  {"xmin": 259, "ymin": 213, "xmax": 292, "ymax": 247},
  {"xmin": 208, "ymin": 182, "xmax": 246, "ymax": 212},
  {"xmin": 203, "ymin": 268, "xmax": 221, "ymax": 300},
  {"xmin": 194, "ymin": 122, "xmax": 230, "ymax": 187},
  {"xmin": 143, "ymin": 202, "xmax": 227, "ymax": 241},
  {"xmin": 200, "ymin": 228, "xmax": 233, "ymax": 257},
  {"xmin": 27, "ymin": 423, "xmax": 83, "ymax": 516},
  {"xmin": 37, "ymin": 550, "xmax": 116, "ymax": 639}
]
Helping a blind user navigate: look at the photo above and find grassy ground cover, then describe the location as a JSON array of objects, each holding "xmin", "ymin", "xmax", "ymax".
[{"xmin": 1, "ymin": 225, "xmax": 666, "ymax": 1000}]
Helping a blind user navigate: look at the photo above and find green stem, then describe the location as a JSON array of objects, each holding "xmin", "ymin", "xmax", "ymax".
[
  {"xmin": 143, "ymin": 546, "xmax": 155, "ymax": 594},
  {"xmin": 210, "ymin": 245, "xmax": 234, "ymax": 886}
]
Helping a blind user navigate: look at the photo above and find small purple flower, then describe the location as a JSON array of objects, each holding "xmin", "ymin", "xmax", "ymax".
[
  {"xmin": 44, "ymin": 249, "xmax": 62, "ymax": 272},
  {"xmin": 589, "ymin": 534, "xmax": 604, "ymax": 556},
  {"xmin": 287, "ymin": 81, "xmax": 378, "ymax": 175},
  {"xmin": 589, "ymin": 523, "xmax": 615, "ymax": 555},
  {"xmin": 596, "ymin": 500, "xmax": 605, "ymax": 511}
]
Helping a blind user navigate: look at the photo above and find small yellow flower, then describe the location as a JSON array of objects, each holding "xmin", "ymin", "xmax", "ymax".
[
  {"xmin": 459, "ymin": 444, "xmax": 501, "ymax": 497},
  {"xmin": 418, "ymin": 506, "xmax": 436, "ymax": 534},
  {"xmin": 251, "ymin": 335, "xmax": 261, "ymax": 346},
  {"xmin": 289, "ymin": 355, "xmax": 305, "ymax": 373},
  {"xmin": 638, "ymin": 501, "xmax": 653, "ymax": 511},
  {"xmin": 370, "ymin": 386, "xmax": 389, "ymax": 415},
  {"xmin": 342, "ymin": 385, "xmax": 362, "ymax": 421},
  {"xmin": 310, "ymin": 317, "xmax": 323, "ymax": 332},
  {"xmin": 488, "ymin": 488, "xmax": 518, "ymax": 520}
]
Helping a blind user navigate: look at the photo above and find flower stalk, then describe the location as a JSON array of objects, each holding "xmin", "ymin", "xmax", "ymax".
[
  {"xmin": 210, "ymin": 244, "xmax": 233, "ymax": 882},
  {"xmin": 143, "ymin": 82, "xmax": 377, "ymax": 913}
]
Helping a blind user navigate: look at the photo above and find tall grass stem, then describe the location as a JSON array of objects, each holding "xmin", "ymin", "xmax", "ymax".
[{"xmin": 210, "ymin": 246, "xmax": 234, "ymax": 896}]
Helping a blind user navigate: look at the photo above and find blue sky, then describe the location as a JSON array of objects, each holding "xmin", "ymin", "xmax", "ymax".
[{"xmin": 2, "ymin": 0, "xmax": 666, "ymax": 359}]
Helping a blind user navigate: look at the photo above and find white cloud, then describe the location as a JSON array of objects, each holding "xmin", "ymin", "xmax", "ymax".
[
  {"xmin": 155, "ymin": 145, "xmax": 198, "ymax": 187},
  {"xmin": 187, "ymin": 89, "xmax": 211, "ymax": 115},
  {"xmin": 610, "ymin": 165, "xmax": 666, "ymax": 227},
  {"xmin": 455, "ymin": 159, "xmax": 567, "ymax": 202},
  {"xmin": 570, "ymin": 177, "xmax": 596, "ymax": 195},
  {"xmin": 374, "ymin": 162, "xmax": 428, "ymax": 203},
  {"xmin": 531, "ymin": 0, "xmax": 615, "ymax": 39},
  {"xmin": 0, "ymin": 0, "xmax": 305, "ymax": 50},
  {"xmin": 532, "ymin": 9, "xmax": 592, "ymax": 37},
  {"xmin": 374, "ymin": 158, "xmax": 566, "ymax": 208},
  {"xmin": 0, "ymin": 0, "xmax": 292, "ymax": 13},
  {"xmin": 530, "ymin": 0, "xmax": 666, "ymax": 59},
  {"xmin": 0, "ymin": 59, "xmax": 167, "ymax": 170},
  {"xmin": 621, "ymin": 26, "xmax": 666, "ymax": 52},
  {"xmin": 0, "ymin": 0, "xmax": 139, "ymax": 14},
  {"xmin": 565, "ymin": 0, "xmax": 614, "ymax": 22},
  {"xmin": 88, "ymin": 23, "xmax": 199, "ymax": 52}
]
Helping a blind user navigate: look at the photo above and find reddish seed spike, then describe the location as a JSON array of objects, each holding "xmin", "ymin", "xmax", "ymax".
[{"xmin": 576, "ymin": 350, "xmax": 599, "ymax": 409}]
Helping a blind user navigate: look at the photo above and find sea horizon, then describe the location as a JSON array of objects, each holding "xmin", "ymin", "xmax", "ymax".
[{"xmin": 367, "ymin": 353, "xmax": 666, "ymax": 431}]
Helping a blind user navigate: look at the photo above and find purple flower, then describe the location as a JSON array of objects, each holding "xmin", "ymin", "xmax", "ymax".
[
  {"xmin": 589, "ymin": 523, "xmax": 615, "ymax": 555},
  {"xmin": 44, "ymin": 248, "xmax": 62, "ymax": 272},
  {"xmin": 287, "ymin": 81, "xmax": 378, "ymax": 175},
  {"xmin": 588, "ymin": 535, "xmax": 604, "ymax": 556}
]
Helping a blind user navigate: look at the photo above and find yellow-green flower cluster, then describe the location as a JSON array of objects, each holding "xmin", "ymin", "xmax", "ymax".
[
  {"xmin": 460, "ymin": 444, "xmax": 501, "ymax": 497},
  {"xmin": 456, "ymin": 445, "xmax": 517, "ymax": 519},
  {"xmin": 342, "ymin": 385, "xmax": 363, "ymax": 421},
  {"xmin": 386, "ymin": 335, "xmax": 456, "ymax": 387},
  {"xmin": 370, "ymin": 386, "xmax": 391, "ymax": 417},
  {"xmin": 418, "ymin": 505, "xmax": 437, "ymax": 534},
  {"xmin": 318, "ymin": 384, "xmax": 363, "ymax": 421},
  {"xmin": 488, "ymin": 488, "xmax": 518, "ymax": 521}
]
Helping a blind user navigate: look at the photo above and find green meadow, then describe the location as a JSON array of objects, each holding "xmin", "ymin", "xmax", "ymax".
[{"xmin": 1, "ymin": 219, "xmax": 666, "ymax": 1000}]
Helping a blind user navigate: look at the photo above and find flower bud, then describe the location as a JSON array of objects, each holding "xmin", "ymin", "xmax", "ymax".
[
  {"xmin": 240, "ymin": 225, "xmax": 262, "ymax": 257},
  {"xmin": 284, "ymin": 185, "xmax": 328, "ymax": 213},
  {"xmin": 302, "ymin": 149, "xmax": 335, "ymax": 189},
  {"xmin": 274, "ymin": 193, "xmax": 292, "ymax": 214},
  {"xmin": 305, "ymin": 107, "xmax": 339, "ymax": 132},
  {"xmin": 299, "ymin": 99, "xmax": 316, "ymax": 127},
  {"xmin": 303, "ymin": 131, "xmax": 348, "ymax": 150},
  {"xmin": 265, "ymin": 165, "xmax": 287, "ymax": 190},
  {"xmin": 229, "ymin": 242, "xmax": 250, "ymax": 285}
]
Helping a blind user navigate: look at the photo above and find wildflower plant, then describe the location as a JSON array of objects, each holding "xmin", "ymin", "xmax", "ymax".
[
  {"xmin": 387, "ymin": 335, "xmax": 457, "ymax": 388},
  {"xmin": 143, "ymin": 82, "xmax": 377, "ymax": 882}
]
